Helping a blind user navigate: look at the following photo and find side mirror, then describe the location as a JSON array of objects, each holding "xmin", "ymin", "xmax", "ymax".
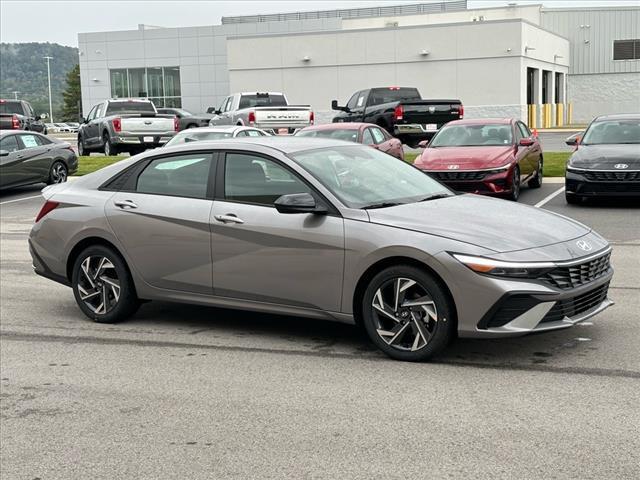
[
  {"xmin": 418, "ymin": 140, "xmax": 430, "ymax": 148},
  {"xmin": 39, "ymin": 113, "xmax": 48, "ymax": 119},
  {"xmin": 331, "ymin": 100, "xmax": 349, "ymax": 112},
  {"xmin": 274, "ymin": 193, "xmax": 327, "ymax": 214},
  {"xmin": 80, "ymin": 117, "xmax": 87, "ymax": 124},
  {"xmin": 565, "ymin": 133, "xmax": 582, "ymax": 146},
  {"xmin": 0, "ymin": 150, "xmax": 9, "ymax": 157},
  {"xmin": 519, "ymin": 137, "xmax": 535, "ymax": 147}
]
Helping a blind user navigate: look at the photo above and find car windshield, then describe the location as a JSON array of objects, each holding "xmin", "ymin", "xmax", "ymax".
[
  {"xmin": 296, "ymin": 129, "xmax": 359, "ymax": 143},
  {"xmin": 0, "ymin": 102, "xmax": 22, "ymax": 114},
  {"xmin": 106, "ymin": 101, "xmax": 156, "ymax": 115},
  {"xmin": 581, "ymin": 120, "xmax": 640, "ymax": 145},
  {"xmin": 238, "ymin": 94, "xmax": 287, "ymax": 109},
  {"xmin": 430, "ymin": 124, "xmax": 513, "ymax": 147},
  {"xmin": 165, "ymin": 131, "xmax": 233, "ymax": 146},
  {"xmin": 290, "ymin": 146, "xmax": 452, "ymax": 209}
]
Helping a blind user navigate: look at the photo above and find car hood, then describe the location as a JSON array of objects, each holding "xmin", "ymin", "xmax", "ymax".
[
  {"xmin": 366, "ymin": 195, "xmax": 590, "ymax": 253},
  {"xmin": 416, "ymin": 146, "xmax": 514, "ymax": 170},
  {"xmin": 570, "ymin": 144, "xmax": 640, "ymax": 170}
]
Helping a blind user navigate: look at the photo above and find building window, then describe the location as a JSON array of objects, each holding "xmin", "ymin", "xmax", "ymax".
[
  {"xmin": 613, "ymin": 39, "xmax": 640, "ymax": 60},
  {"xmin": 109, "ymin": 67, "xmax": 181, "ymax": 108}
]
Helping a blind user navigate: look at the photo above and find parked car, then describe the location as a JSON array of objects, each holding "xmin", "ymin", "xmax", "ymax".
[
  {"xmin": 157, "ymin": 108, "xmax": 213, "ymax": 131},
  {"xmin": 54, "ymin": 123, "xmax": 72, "ymax": 132},
  {"xmin": 0, "ymin": 99, "xmax": 47, "ymax": 133},
  {"xmin": 296, "ymin": 122, "xmax": 404, "ymax": 160},
  {"xmin": 331, "ymin": 87, "xmax": 463, "ymax": 147},
  {"xmin": 164, "ymin": 126, "xmax": 269, "ymax": 147},
  {"xmin": 44, "ymin": 123, "xmax": 57, "ymax": 133},
  {"xmin": 0, "ymin": 130, "xmax": 77, "ymax": 189},
  {"xmin": 565, "ymin": 114, "xmax": 640, "ymax": 203},
  {"xmin": 414, "ymin": 118, "xmax": 543, "ymax": 201},
  {"xmin": 78, "ymin": 99, "xmax": 178, "ymax": 156},
  {"xmin": 30, "ymin": 137, "xmax": 613, "ymax": 362},
  {"xmin": 208, "ymin": 92, "xmax": 313, "ymax": 135}
]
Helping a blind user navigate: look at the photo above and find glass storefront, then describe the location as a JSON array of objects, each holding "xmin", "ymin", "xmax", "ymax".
[{"xmin": 110, "ymin": 67, "xmax": 181, "ymax": 108}]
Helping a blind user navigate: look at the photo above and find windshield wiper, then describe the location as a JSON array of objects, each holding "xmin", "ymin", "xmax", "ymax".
[
  {"xmin": 417, "ymin": 193, "xmax": 453, "ymax": 202},
  {"xmin": 361, "ymin": 202, "xmax": 404, "ymax": 210}
]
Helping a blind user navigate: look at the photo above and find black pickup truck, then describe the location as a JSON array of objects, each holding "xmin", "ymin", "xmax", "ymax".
[
  {"xmin": 0, "ymin": 99, "xmax": 47, "ymax": 133},
  {"xmin": 331, "ymin": 87, "xmax": 462, "ymax": 147}
]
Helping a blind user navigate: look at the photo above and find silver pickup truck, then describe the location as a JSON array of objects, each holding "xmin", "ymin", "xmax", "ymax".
[
  {"xmin": 207, "ymin": 92, "xmax": 313, "ymax": 135},
  {"xmin": 78, "ymin": 99, "xmax": 178, "ymax": 156}
]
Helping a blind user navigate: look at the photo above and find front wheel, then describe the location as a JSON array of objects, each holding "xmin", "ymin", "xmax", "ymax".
[
  {"xmin": 47, "ymin": 161, "xmax": 68, "ymax": 184},
  {"xmin": 361, "ymin": 265, "xmax": 455, "ymax": 361},
  {"xmin": 508, "ymin": 166, "xmax": 521, "ymax": 201},
  {"xmin": 71, "ymin": 245, "xmax": 139, "ymax": 323}
]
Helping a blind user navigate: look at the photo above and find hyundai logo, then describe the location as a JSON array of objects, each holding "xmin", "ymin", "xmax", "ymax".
[
  {"xmin": 576, "ymin": 240, "xmax": 592, "ymax": 252},
  {"xmin": 614, "ymin": 164, "xmax": 629, "ymax": 169},
  {"xmin": 447, "ymin": 165, "xmax": 460, "ymax": 170}
]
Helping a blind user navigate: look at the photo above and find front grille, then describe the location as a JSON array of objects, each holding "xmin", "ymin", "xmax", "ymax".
[
  {"xmin": 429, "ymin": 171, "xmax": 487, "ymax": 181},
  {"xmin": 538, "ymin": 252, "xmax": 611, "ymax": 290},
  {"xmin": 583, "ymin": 171, "xmax": 640, "ymax": 182},
  {"xmin": 540, "ymin": 282, "xmax": 610, "ymax": 323}
]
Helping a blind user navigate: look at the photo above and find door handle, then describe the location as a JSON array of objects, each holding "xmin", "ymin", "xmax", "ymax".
[
  {"xmin": 114, "ymin": 199, "xmax": 138, "ymax": 209},
  {"xmin": 214, "ymin": 214, "xmax": 244, "ymax": 224}
]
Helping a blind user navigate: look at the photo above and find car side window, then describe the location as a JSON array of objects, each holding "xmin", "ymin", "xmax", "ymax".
[
  {"xmin": 223, "ymin": 97, "xmax": 233, "ymax": 112},
  {"xmin": 87, "ymin": 105, "xmax": 98, "ymax": 121},
  {"xmin": 0, "ymin": 135, "xmax": 20, "ymax": 152},
  {"xmin": 355, "ymin": 92, "xmax": 366, "ymax": 109},
  {"xmin": 18, "ymin": 134, "xmax": 43, "ymax": 149},
  {"xmin": 224, "ymin": 153, "xmax": 312, "ymax": 206},
  {"xmin": 514, "ymin": 124, "xmax": 524, "ymax": 141},
  {"xmin": 518, "ymin": 122, "xmax": 532, "ymax": 138},
  {"xmin": 246, "ymin": 130, "xmax": 264, "ymax": 137},
  {"xmin": 235, "ymin": 130, "xmax": 249, "ymax": 137},
  {"xmin": 370, "ymin": 127, "xmax": 386, "ymax": 144},
  {"xmin": 362, "ymin": 128, "xmax": 375, "ymax": 145},
  {"xmin": 346, "ymin": 92, "xmax": 360, "ymax": 111},
  {"xmin": 136, "ymin": 153, "xmax": 212, "ymax": 199}
]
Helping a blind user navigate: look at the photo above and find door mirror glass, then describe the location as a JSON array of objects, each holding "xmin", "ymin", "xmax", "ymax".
[
  {"xmin": 274, "ymin": 193, "xmax": 326, "ymax": 214},
  {"xmin": 331, "ymin": 100, "xmax": 349, "ymax": 112},
  {"xmin": 80, "ymin": 117, "xmax": 87, "ymax": 124},
  {"xmin": 565, "ymin": 133, "xmax": 582, "ymax": 146},
  {"xmin": 519, "ymin": 137, "xmax": 534, "ymax": 147},
  {"xmin": 0, "ymin": 149, "xmax": 9, "ymax": 157}
]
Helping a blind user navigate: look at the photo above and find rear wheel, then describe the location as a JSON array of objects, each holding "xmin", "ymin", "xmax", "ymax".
[
  {"xmin": 78, "ymin": 136, "xmax": 89, "ymax": 156},
  {"xmin": 528, "ymin": 158, "xmax": 543, "ymax": 188},
  {"xmin": 361, "ymin": 265, "xmax": 455, "ymax": 362},
  {"xmin": 103, "ymin": 133, "xmax": 118, "ymax": 156},
  {"xmin": 508, "ymin": 166, "xmax": 521, "ymax": 201},
  {"xmin": 71, "ymin": 245, "xmax": 139, "ymax": 323},
  {"xmin": 47, "ymin": 161, "xmax": 67, "ymax": 184}
]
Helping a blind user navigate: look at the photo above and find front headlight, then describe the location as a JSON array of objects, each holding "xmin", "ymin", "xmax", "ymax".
[
  {"xmin": 484, "ymin": 166, "xmax": 510, "ymax": 175},
  {"xmin": 452, "ymin": 253, "xmax": 555, "ymax": 278}
]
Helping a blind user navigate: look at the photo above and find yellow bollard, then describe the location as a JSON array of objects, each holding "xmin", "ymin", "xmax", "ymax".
[
  {"xmin": 556, "ymin": 103, "xmax": 564, "ymax": 127},
  {"xmin": 528, "ymin": 104, "xmax": 537, "ymax": 129},
  {"xmin": 567, "ymin": 103, "xmax": 573, "ymax": 125}
]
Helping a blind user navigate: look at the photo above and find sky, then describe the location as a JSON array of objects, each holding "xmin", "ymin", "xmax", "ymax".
[{"xmin": 1, "ymin": 0, "xmax": 638, "ymax": 47}]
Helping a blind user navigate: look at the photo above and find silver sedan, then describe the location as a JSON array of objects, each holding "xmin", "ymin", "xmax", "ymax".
[
  {"xmin": 163, "ymin": 125, "xmax": 269, "ymax": 147},
  {"xmin": 29, "ymin": 137, "xmax": 614, "ymax": 361}
]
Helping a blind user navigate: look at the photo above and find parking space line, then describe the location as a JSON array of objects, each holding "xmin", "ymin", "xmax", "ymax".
[
  {"xmin": 0, "ymin": 195, "xmax": 42, "ymax": 205},
  {"xmin": 534, "ymin": 186, "xmax": 565, "ymax": 208}
]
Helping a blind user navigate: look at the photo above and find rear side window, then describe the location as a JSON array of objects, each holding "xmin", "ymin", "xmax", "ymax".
[
  {"xmin": 18, "ymin": 134, "xmax": 44, "ymax": 149},
  {"xmin": 0, "ymin": 135, "xmax": 20, "ymax": 152},
  {"xmin": 362, "ymin": 129, "xmax": 375, "ymax": 145},
  {"xmin": 370, "ymin": 127, "xmax": 386, "ymax": 144},
  {"xmin": 136, "ymin": 154, "xmax": 212, "ymax": 199}
]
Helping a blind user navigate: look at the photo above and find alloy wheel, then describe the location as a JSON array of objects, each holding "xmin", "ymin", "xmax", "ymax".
[
  {"xmin": 51, "ymin": 163, "xmax": 67, "ymax": 183},
  {"xmin": 77, "ymin": 256, "xmax": 121, "ymax": 315},
  {"xmin": 371, "ymin": 277, "xmax": 438, "ymax": 351}
]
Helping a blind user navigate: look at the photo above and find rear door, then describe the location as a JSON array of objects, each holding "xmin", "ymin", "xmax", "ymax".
[
  {"xmin": 210, "ymin": 151, "xmax": 344, "ymax": 311},
  {"xmin": 84, "ymin": 104, "xmax": 102, "ymax": 148},
  {"xmin": 209, "ymin": 97, "xmax": 233, "ymax": 126},
  {"xmin": 105, "ymin": 151, "xmax": 216, "ymax": 294},
  {"xmin": 15, "ymin": 133, "xmax": 53, "ymax": 182}
]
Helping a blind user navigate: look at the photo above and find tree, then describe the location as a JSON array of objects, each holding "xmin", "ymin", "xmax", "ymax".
[{"xmin": 61, "ymin": 64, "xmax": 82, "ymax": 122}]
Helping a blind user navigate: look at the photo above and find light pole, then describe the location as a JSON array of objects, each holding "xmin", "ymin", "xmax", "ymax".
[{"xmin": 43, "ymin": 56, "xmax": 53, "ymax": 122}]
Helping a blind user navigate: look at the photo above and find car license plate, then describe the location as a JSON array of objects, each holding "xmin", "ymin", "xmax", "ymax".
[
  {"xmin": 277, "ymin": 128, "xmax": 289, "ymax": 135},
  {"xmin": 143, "ymin": 136, "xmax": 154, "ymax": 143},
  {"xmin": 425, "ymin": 124, "xmax": 438, "ymax": 131}
]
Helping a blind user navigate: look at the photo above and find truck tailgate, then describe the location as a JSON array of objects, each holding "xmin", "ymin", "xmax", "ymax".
[
  {"xmin": 400, "ymin": 100, "xmax": 462, "ymax": 125},
  {"xmin": 254, "ymin": 106, "xmax": 312, "ymax": 129},
  {"xmin": 0, "ymin": 113, "xmax": 16, "ymax": 130},
  {"xmin": 120, "ymin": 115, "xmax": 175, "ymax": 133}
]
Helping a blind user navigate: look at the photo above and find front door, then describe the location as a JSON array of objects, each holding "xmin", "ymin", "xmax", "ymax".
[
  {"xmin": 210, "ymin": 151, "xmax": 344, "ymax": 312},
  {"xmin": 105, "ymin": 152, "xmax": 216, "ymax": 294}
]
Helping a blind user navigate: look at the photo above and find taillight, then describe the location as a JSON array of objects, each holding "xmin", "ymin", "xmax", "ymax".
[
  {"xmin": 458, "ymin": 104, "xmax": 464, "ymax": 119},
  {"xmin": 174, "ymin": 116, "xmax": 180, "ymax": 131},
  {"xmin": 112, "ymin": 117, "xmax": 121, "ymax": 132},
  {"xmin": 394, "ymin": 105, "xmax": 404, "ymax": 121},
  {"xmin": 12, "ymin": 114, "xmax": 20, "ymax": 129},
  {"xmin": 35, "ymin": 200, "xmax": 59, "ymax": 223},
  {"xmin": 309, "ymin": 111, "xmax": 315, "ymax": 125},
  {"xmin": 248, "ymin": 111, "xmax": 256, "ymax": 125}
]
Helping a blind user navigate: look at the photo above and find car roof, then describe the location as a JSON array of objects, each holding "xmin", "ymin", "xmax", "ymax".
[
  {"xmin": 163, "ymin": 136, "xmax": 355, "ymax": 154},
  {"xmin": 176, "ymin": 126, "xmax": 248, "ymax": 134},
  {"xmin": 444, "ymin": 118, "xmax": 514, "ymax": 126},
  {"xmin": 300, "ymin": 123, "xmax": 373, "ymax": 131},
  {"xmin": 593, "ymin": 113, "xmax": 640, "ymax": 122},
  {"xmin": 0, "ymin": 129, "xmax": 42, "ymax": 136}
]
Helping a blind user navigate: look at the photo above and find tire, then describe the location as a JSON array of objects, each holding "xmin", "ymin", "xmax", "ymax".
[
  {"xmin": 508, "ymin": 166, "xmax": 521, "ymax": 201},
  {"xmin": 78, "ymin": 136, "xmax": 89, "ymax": 156},
  {"xmin": 528, "ymin": 158, "xmax": 543, "ymax": 188},
  {"xmin": 47, "ymin": 161, "xmax": 68, "ymax": 185},
  {"xmin": 103, "ymin": 133, "xmax": 118, "ymax": 156},
  {"xmin": 565, "ymin": 192, "xmax": 582, "ymax": 205},
  {"xmin": 361, "ymin": 265, "xmax": 455, "ymax": 362},
  {"xmin": 71, "ymin": 245, "xmax": 139, "ymax": 323}
]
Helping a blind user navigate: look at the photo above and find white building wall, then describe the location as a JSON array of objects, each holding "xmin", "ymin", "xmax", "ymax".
[{"xmin": 568, "ymin": 72, "xmax": 640, "ymax": 123}]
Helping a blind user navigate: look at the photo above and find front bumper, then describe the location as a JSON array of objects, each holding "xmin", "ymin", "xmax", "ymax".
[
  {"xmin": 423, "ymin": 167, "xmax": 514, "ymax": 196},
  {"xmin": 566, "ymin": 169, "xmax": 640, "ymax": 197}
]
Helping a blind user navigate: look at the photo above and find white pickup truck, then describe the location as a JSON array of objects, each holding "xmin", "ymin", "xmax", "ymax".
[
  {"xmin": 78, "ymin": 99, "xmax": 178, "ymax": 156},
  {"xmin": 207, "ymin": 92, "xmax": 314, "ymax": 135}
]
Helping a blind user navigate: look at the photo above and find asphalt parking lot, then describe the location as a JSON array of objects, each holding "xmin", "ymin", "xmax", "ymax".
[{"xmin": 1, "ymin": 178, "xmax": 639, "ymax": 478}]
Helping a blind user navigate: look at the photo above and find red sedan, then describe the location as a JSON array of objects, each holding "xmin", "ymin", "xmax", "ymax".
[
  {"xmin": 296, "ymin": 122, "xmax": 404, "ymax": 160},
  {"xmin": 414, "ymin": 118, "xmax": 543, "ymax": 201}
]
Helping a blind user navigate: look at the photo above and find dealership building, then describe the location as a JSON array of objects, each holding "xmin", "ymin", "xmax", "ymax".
[{"xmin": 78, "ymin": 1, "xmax": 639, "ymax": 126}]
